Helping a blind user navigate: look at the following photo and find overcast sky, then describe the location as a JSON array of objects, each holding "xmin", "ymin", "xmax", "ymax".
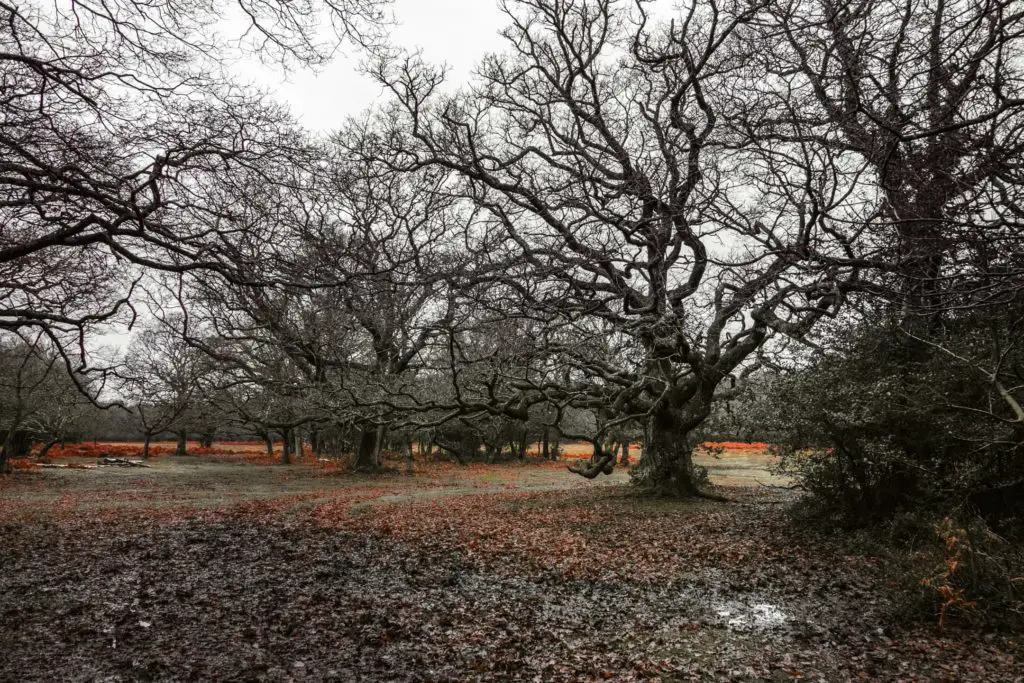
[
  {"xmin": 235, "ymin": 0, "xmax": 510, "ymax": 132},
  {"xmin": 97, "ymin": 2, "xmax": 512, "ymax": 352}
]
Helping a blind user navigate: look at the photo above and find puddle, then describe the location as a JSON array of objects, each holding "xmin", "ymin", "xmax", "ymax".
[{"xmin": 714, "ymin": 601, "xmax": 789, "ymax": 630}]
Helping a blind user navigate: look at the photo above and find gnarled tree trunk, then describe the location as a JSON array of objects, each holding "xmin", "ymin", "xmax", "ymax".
[
  {"xmin": 631, "ymin": 409, "xmax": 700, "ymax": 497},
  {"xmin": 175, "ymin": 431, "xmax": 188, "ymax": 456},
  {"xmin": 458, "ymin": 430, "xmax": 480, "ymax": 464}
]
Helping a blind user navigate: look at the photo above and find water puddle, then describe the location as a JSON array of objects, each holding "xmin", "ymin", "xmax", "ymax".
[{"xmin": 713, "ymin": 601, "xmax": 789, "ymax": 630}]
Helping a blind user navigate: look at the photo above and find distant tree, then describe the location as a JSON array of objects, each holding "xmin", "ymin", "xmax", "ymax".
[
  {"xmin": 121, "ymin": 323, "xmax": 214, "ymax": 458},
  {"xmin": 0, "ymin": 332, "xmax": 91, "ymax": 470},
  {"xmin": 182, "ymin": 122, "xmax": 469, "ymax": 469}
]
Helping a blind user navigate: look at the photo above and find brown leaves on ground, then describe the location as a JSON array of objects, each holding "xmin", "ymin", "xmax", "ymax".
[
  {"xmin": 313, "ymin": 488, "xmax": 798, "ymax": 582},
  {"xmin": 0, "ymin": 461, "xmax": 1021, "ymax": 681}
]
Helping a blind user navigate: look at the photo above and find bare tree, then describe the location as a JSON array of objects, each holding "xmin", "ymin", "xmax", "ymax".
[
  {"xmin": 726, "ymin": 0, "xmax": 1024, "ymax": 502},
  {"xmin": 371, "ymin": 0, "xmax": 856, "ymax": 496},
  {"xmin": 0, "ymin": 332, "xmax": 92, "ymax": 470},
  {"xmin": 179, "ymin": 121, "xmax": 469, "ymax": 469},
  {"xmin": 121, "ymin": 322, "xmax": 214, "ymax": 458},
  {"xmin": 737, "ymin": 0, "xmax": 1024, "ymax": 316},
  {"xmin": 0, "ymin": 0, "xmax": 391, "ymax": 380}
]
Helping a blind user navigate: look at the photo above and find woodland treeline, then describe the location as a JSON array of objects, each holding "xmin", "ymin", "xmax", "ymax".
[{"xmin": 1, "ymin": 0, "xmax": 1022, "ymax": 522}]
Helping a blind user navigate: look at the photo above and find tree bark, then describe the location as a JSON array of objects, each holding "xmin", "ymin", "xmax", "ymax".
[
  {"xmin": 175, "ymin": 431, "xmax": 187, "ymax": 456},
  {"xmin": 142, "ymin": 434, "xmax": 153, "ymax": 459},
  {"xmin": 569, "ymin": 440, "xmax": 616, "ymax": 478},
  {"xmin": 620, "ymin": 441, "xmax": 630, "ymax": 466},
  {"xmin": 542, "ymin": 428, "xmax": 550, "ymax": 460},
  {"xmin": 632, "ymin": 410, "xmax": 700, "ymax": 497},
  {"xmin": 354, "ymin": 427, "xmax": 381, "ymax": 470},
  {"xmin": 0, "ymin": 427, "xmax": 15, "ymax": 474},
  {"xmin": 458, "ymin": 430, "xmax": 480, "ymax": 464},
  {"xmin": 264, "ymin": 433, "xmax": 274, "ymax": 457},
  {"xmin": 281, "ymin": 427, "xmax": 293, "ymax": 465}
]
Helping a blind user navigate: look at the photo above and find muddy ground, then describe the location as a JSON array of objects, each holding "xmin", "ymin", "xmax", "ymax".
[{"xmin": 0, "ymin": 455, "xmax": 1018, "ymax": 681}]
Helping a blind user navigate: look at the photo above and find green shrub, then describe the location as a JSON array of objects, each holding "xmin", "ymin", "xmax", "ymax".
[{"xmin": 745, "ymin": 308, "xmax": 1024, "ymax": 528}]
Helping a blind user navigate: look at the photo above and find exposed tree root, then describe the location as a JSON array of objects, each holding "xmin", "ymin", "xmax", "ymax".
[
  {"xmin": 694, "ymin": 489, "xmax": 732, "ymax": 503},
  {"xmin": 630, "ymin": 471, "xmax": 733, "ymax": 502}
]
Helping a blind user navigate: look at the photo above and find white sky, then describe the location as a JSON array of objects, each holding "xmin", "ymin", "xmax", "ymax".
[{"xmin": 236, "ymin": 0, "xmax": 510, "ymax": 132}]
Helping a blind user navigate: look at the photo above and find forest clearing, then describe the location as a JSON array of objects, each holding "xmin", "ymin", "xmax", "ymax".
[
  {"xmin": 3, "ymin": 0, "xmax": 1023, "ymax": 678},
  {"xmin": 1, "ymin": 451, "xmax": 1019, "ymax": 681}
]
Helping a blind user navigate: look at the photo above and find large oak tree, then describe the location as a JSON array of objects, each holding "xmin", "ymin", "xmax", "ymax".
[{"xmin": 372, "ymin": 0, "xmax": 858, "ymax": 495}]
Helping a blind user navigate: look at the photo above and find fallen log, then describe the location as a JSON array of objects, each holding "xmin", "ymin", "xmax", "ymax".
[
  {"xmin": 39, "ymin": 463, "xmax": 98, "ymax": 469},
  {"xmin": 97, "ymin": 457, "xmax": 151, "ymax": 468}
]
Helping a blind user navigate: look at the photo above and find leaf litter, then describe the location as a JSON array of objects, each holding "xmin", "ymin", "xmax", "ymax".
[{"xmin": 0, "ymin": 464, "xmax": 1020, "ymax": 681}]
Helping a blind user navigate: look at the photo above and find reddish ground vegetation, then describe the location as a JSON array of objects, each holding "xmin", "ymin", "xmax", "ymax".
[
  {"xmin": 32, "ymin": 439, "xmax": 775, "ymax": 467},
  {"xmin": 7, "ymin": 458, "xmax": 38, "ymax": 471},
  {"xmin": 701, "ymin": 441, "xmax": 771, "ymax": 451},
  {"xmin": 33, "ymin": 442, "xmax": 152, "ymax": 459},
  {"xmin": 34, "ymin": 441, "xmax": 273, "ymax": 460}
]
